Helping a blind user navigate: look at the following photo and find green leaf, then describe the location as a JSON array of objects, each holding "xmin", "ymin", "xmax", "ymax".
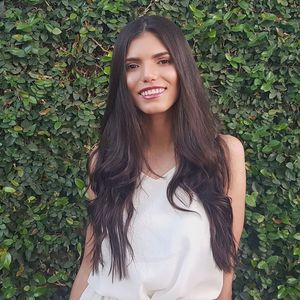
[
  {"xmin": 52, "ymin": 28, "xmax": 62, "ymax": 35},
  {"xmin": 277, "ymin": 287, "xmax": 288, "ymax": 299},
  {"xmin": 257, "ymin": 260, "xmax": 267, "ymax": 269},
  {"xmin": 101, "ymin": 54, "xmax": 112, "ymax": 63},
  {"xmin": 23, "ymin": 34, "xmax": 33, "ymax": 42},
  {"xmin": 45, "ymin": 23, "xmax": 54, "ymax": 33},
  {"xmin": 294, "ymin": 233, "xmax": 300, "ymax": 241},
  {"xmin": 28, "ymin": 143, "xmax": 38, "ymax": 152},
  {"xmin": 33, "ymin": 273, "xmax": 47, "ymax": 285},
  {"xmin": 77, "ymin": 242, "xmax": 82, "ymax": 257},
  {"xmin": 231, "ymin": 24, "xmax": 244, "ymax": 32},
  {"xmin": 10, "ymin": 180, "xmax": 19, "ymax": 187},
  {"xmin": 225, "ymin": 53, "xmax": 232, "ymax": 61},
  {"xmin": 252, "ymin": 212, "xmax": 265, "ymax": 223},
  {"xmin": 203, "ymin": 19, "xmax": 216, "ymax": 28},
  {"xmin": 79, "ymin": 27, "xmax": 88, "ymax": 35},
  {"xmin": 47, "ymin": 274, "xmax": 59, "ymax": 283},
  {"xmin": 287, "ymin": 277, "xmax": 297, "ymax": 285},
  {"xmin": 277, "ymin": 0, "xmax": 288, "ymax": 6},
  {"xmin": 274, "ymin": 123, "xmax": 288, "ymax": 131},
  {"xmin": 293, "ymin": 247, "xmax": 300, "ymax": 256},
  {"xmin": 54, "ymin": 197, "xmax": 69, "ymax": 207},
  {"xmin": 268, "ymin": 109, "xmax": 280, "ymax": 116},
  {"xmin": 3, "ymin": 187, "xmax": 16, "ymax": 193},
  {"xmin": 238, "ymin": 1, "xmax": 250, "ymax": 11},
  {"xmin": 27, "ymin": 196, "xmax": 36, "ymax": 203},
  {"xmin": 3, "ymin": 239, "xmax": 14, "ymax": 246},
  {"xmin": 246, "ymin": 192, "xmax": 258, "ymax": 207},
  {"xmin": 207, "ymin": 30, "xmax": 216, "ymax": 38},
  {"xmin": 43, "ymin": 235, "xmax": 52, "ymax": 241},
  {"xmin": 261, "ymin": 12, "xmax": 277, "ymax": 21},
  {"xmin": 54, "ymin": 121, "xmax": 62, "ymax": 130},
  {"xmin": 29, "ymin": 96, "xmax": 37, "ymax": 104},
  {"xmin": 8, "ymin": 48, "xmax": 26, "ymax": 58},
  {"xmin": 16, "ymin": 22, "xmax": 32, "ymax": 33},
  {"xmin": 13, "ymin": 126, "xmax": 23, "ymax": 132},
  {"xmin": 70, "ymin": 13, "xmax": 77, "ymax": 20},
  {"xmin": 189, "ymin": 4, "xmax": 196, "ymax": 12},
  {"xmin": 17, "ymin": 168, "xmax": 24, "ymax": 177},
  {"xmin": 262, "ymin": 145, "xmax": 272, "ymax": 153},
  {"xmin": 104, "ymin": 66, "xmax": 111, "ymax": 75},
  {"xmin": 261, "ymin": 82, "xmax": 272, "ymax": 92},
  {"xmin": 267, "ymin": 255, "xmax": 279, "ymax": 266},
  {"xmin": 75, "ymin": 178, "xmax": 85, "ymax": 190},
  {"xmin": 66, "ymin": 217, "xmax": 74, "ymax": 225},
  {"xmin": 0, "ymin": 252, "xmax": 12, "ymax": 270},
  {"xmin": 12, "ymin": 34, "xmax": 23, "ymax": 41},
  {"xmin": 223, "ymin": 11, "xmax": 232, "ymax": 21},
  {"xmin": 33, "ymin": 287, "xmax": 48, "ymax": 297}
]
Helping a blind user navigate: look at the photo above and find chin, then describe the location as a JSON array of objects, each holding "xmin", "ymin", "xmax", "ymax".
[
  {"xmin": 136, "ymin": 103, "xmax": 175, "ymax": 115},
  {"xmin": 140, "ymin": 107, "xmax": 171, "ymax": 115}
]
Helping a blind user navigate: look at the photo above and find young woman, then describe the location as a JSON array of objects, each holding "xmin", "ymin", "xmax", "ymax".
[{"xmin": 70, "ymin": 15, "xmax": 246, "ymax": 300}]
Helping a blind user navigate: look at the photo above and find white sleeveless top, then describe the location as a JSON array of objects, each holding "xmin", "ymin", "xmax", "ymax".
[{"xmin": 80, "ymin": 167, "xmax": 223, "ymax": 300}]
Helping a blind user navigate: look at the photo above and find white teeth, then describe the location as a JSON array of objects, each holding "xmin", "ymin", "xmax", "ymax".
[{"xmin": 141, "ymin": 88, "xmax": 165, "ymax": 96}]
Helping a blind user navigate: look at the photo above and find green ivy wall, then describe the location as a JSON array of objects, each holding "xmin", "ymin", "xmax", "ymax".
[{"xmin": 0, "ymin": 0, "xmax": 299, "ymax": 299}]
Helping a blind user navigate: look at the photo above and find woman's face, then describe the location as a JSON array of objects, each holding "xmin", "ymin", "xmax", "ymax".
[{"xmin": 125, "ymin": 31, "xmax": 179, "ymax": 116}]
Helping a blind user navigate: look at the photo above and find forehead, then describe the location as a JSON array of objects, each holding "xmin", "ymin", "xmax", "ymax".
[{"xmin": 126, "ymin": 31, "xmax": 169, "ymax": 58}]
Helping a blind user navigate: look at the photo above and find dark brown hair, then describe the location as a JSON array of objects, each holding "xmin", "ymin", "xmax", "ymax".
[{"xmin": 87, "ymin": 15, "xmax": 236, "ymax": 280}]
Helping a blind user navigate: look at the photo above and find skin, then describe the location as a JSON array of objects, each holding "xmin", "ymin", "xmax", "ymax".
[
  {"xmin": 69, "ymin": 224, "xmax": 93, "ymax": 300},
  {"xmin": 70, "ymin": 31, "xmax": 246, "ymax": 300},
  {"xmin": 126, "ymin": 31, "xmax": 179, "ymax": 174},
  {"xmin": 216, "ymin": 135, "xmax": 246, "ymax": 300},
  {"xmin": 126, "ymin": 31, "xmax": 179, "ymax": 116}
]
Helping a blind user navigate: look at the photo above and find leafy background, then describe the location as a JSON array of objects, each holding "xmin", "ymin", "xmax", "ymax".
[{"xmin": 0, "ymin": 0, "xmax": 299, "ymax": 299}]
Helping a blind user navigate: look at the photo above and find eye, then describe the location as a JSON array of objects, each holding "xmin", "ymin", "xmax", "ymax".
[
  {"xmin": 158, "ymin": 59, "xmax": 172, "ymax": 65},
  {"xmin": 126, "ymin": 63, "xmax": 139, "ymax": 70}
]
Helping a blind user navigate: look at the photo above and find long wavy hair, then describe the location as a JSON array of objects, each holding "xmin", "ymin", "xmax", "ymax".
[{"xmin": 87, "ymin": 15, "xmax": 236, "ymax": 280}]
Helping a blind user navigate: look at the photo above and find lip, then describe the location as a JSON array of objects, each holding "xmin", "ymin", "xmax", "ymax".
[
  {"xmin": 138, "ymin": 87, "xmax": 166, "ymax": 100},
  {"xmin": 138, "ymin": 86, "xmax": 166, "ymax": 94},
  {"xmin": 141, "ymin": 92, "xmax": 165, "ymax": 100}
]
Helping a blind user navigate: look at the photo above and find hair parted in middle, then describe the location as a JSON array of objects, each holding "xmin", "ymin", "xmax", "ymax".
[{"xmin": 87, "ymin": 15, "xmax": 236, "ymax": 280}]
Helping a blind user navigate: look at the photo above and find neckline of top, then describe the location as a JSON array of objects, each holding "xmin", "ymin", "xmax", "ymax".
[{"xmin": 141, "ymin": 166, "xmax": 176, "ymax": 181}]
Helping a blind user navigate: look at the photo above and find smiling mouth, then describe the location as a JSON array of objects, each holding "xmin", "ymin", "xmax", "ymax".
[{"xmin": 139, "ymin": 88, "xmax": 166, "ymax": 97}]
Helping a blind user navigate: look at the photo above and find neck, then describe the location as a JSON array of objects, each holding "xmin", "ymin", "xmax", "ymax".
[
  {"xmin": 143, "ymin": 112, "xmax": 173, "ymax": 152},
  {"xmin": 141, "ymin": 111, "xmax": 176, "ymax": 173}
]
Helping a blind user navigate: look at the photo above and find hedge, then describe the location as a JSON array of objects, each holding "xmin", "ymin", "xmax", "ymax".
[{"xmin": 0, "ymin": 0, "xmax": 299, "ymax": 299}]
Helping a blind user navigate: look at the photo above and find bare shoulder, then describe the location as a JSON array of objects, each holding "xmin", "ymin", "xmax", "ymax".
[
  {"xmin": 219, "ymin": 134, "xmax": 246, "ymax": 199},
  {"xmin": 219, "ymin": 134, "xmax": 246, "ymax": 189},
  {"xmin": 219, "ymin": 134, "xmax": 245, "ymax": 160}
]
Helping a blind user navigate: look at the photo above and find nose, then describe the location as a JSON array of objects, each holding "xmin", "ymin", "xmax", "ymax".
[{"xmin": 142, "ymin": 63, "xmax": 158, "ymax": 82}]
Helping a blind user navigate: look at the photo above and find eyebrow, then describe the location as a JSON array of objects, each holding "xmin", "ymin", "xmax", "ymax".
[{"xmin": 125, "ymin": 51, "xmax": 170, "ymax": 62}]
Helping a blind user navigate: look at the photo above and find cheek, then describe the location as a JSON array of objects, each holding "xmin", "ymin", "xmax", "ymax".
[
  {"xmin": 163, "ymin": 67, "xmax": 178, "ymax": 86},
  {"xmin": 172, "ymin": 70, "xmax": 178, "ymax": 85},
  {"xmin": 126, "ymin": 72, "xmax": 140, "ymax": 94},
  {"xmin": 169, "ymin": 70, "xmax": 179, "ymax": 94}
]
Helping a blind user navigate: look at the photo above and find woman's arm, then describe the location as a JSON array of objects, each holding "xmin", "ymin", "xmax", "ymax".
[
  {"xmin": 70, "ymin": 147, "xmax": 98, "ymax": 300},
  {"xmin": 217, "ymin": 135, "xmax": 246, "ymax": 300},
  {"xmin": 69, "ymin": 224, "xmax": 94, "ymax": 300}
]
